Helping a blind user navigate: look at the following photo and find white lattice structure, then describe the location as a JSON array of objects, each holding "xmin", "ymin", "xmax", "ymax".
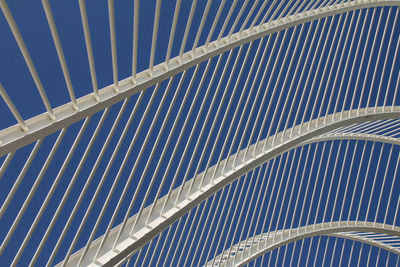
[{"xmin": 0, "ymin": 0, "xmax": 400, "ymax": 266}]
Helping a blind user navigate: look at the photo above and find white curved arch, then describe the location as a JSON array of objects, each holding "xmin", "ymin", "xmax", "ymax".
[
  {"xmin": 2, "ymin": 1, "xmax": 400, "ymax": 266},
  {"xmin": 302, "ymin": 132, "xmax": 400, "ymax": 146},
  {"xmin": 329, "ymin": 232, "xmax": 400, "ymax": 256},
  {"xmin": 63, "ymin": 107, "xmax": 400, "ymax": 266},
  {"xmin": 1, "ymin": 0, "xmax": 399, "ymax": 157},
  {"xmin": 207, "ymin": 221, "xmax": 400, "ymax": 267}
]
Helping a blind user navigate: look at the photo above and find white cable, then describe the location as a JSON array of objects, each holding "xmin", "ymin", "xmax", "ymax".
[
  {"xmin": 131, "ymin": 0, "xmax": 139, "ymax": 84},
  {"xmin": 0, "ymin": 151, "xmax": 15, "ymax": 179},
  {"xmin": 0, "ymin": 82, "xmax": 27, "ymax": 131},
  {"xmin": 10, "ymin": 117, "xmax": 91, "ymax": 264},
  {"xmin": 149, "ymin": 0, "xmax": 162, "ymax": 75},
  {"xmin": 107, "ymin": 0, "xmax": 119, "ymax": 89},
  {"xmin": 78, "ymin": 0, "xmax": 99, "ymax": 101},
  {"xmin": 0, "ymin": 0, "xmax": 55, "ymax": 119}
]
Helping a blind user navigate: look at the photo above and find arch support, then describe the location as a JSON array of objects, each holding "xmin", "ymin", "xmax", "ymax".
[
  {"xmin": 207, "ymin": 221, "xmax": 400, "ymax": 267},
  {"xmin": 2, "ymin": 0, "xmax": 400, "ymax": 157},
  {"xmin": 61, "ymin": 107, "xmax": 400, "ymax": 266}
]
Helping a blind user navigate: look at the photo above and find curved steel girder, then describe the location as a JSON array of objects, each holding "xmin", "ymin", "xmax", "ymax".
[
  {"xmin": 62, "ymin": 107, "xmax": 400, "ymax": 267},
  {"xmin": 329, "ymin": 232, "xmax": 400, "ymax": 256},
  {"xmin": 302, "ymin": 132, "xmax": 400, "ymax": 146},
  {"xmin": 206, "ymin": 221, "xmax": 400, "ymax": 267},
  {"xmin": 1, "ymin": 0, "xmax": 399, "ymax": 157}
]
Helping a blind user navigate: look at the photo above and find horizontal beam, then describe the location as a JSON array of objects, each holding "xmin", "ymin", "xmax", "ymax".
[
  {"xmin": 1, "ymin": 0, "xmax": 400, "ymax": 157},
  {"xmin": 61, "ymin": 107, "xmax": 400, "ymax": 267}
]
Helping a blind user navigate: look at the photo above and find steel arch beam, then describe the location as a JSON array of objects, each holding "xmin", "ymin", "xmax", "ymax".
[
  {"xmin": 1, "ymin": 0, "xmax": 399, "ymax": 157},
  {"xmin": 63, "ymin": 107, "xmax": 400, "ymax": 266},
  {"xmin": 329, "ymin": 232, "xmax": 400, "ymax": 256},
  {"xmin": 207, "ymin": 221, "xmax": 400, "ymax": 267},
  {"xmin": 302, "ymin": 132, "xmax": 400, "ymax": 146}
]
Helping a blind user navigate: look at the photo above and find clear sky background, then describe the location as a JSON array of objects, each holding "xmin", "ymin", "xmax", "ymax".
[{"xmin": 0, "ymin": 1, "xmax": 400, "ymax": 266}]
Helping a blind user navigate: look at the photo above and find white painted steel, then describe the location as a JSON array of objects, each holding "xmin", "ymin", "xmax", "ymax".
[
  {"xmin": 60, "ymin": 107, "xmax": 400, "ymax": 266},
  {"xmin": 1, "ymin": 0, "xmax": 400, "ymax": 266},
  {"xmin": 207, "ymin": 222, "xmax": 400, "ymax": 267},
  {"xmin": 1, "ymin": 0, "xmax": 399, "ymax": 157}
]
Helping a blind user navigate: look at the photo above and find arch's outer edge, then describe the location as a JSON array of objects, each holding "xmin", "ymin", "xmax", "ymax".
[
  {"xmin": 61, "ymin": 107, "xmax": 400, "ymax": 266},
  {"xmin": 1, "ymin": 0, "xmax": 399, "ymax": 157},
  {"xmin": 207, "ymin": 222, "xmax": 400, "ymax": 267},
  {"xmin": 328, "ymin": 232, "xmax": 400, "ymax": 256},
  {"xmin": 302, "ymin": 132, "xmax": 400, "ymax": 146}
]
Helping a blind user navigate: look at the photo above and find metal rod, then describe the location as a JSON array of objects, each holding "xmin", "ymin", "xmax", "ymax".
[
  {"xmin": 108, "ymin": 0, "xmax": 119, "ymax": 89},
  {"xmin": 0, "ymin": 82, "xmax": 27, "ymax": 131},
  {"xmin": 41, "ymin": 0, "xmax": 78, "ymax": 109},
  {"xmin": 78, "ymin": 0, "xmax": 99, "ymax": 101},
  {"xmin": 0, "ymin": 0, "xmax": 55, "ymax": 119}
]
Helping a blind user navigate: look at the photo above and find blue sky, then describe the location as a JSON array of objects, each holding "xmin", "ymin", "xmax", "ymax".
[{"xmin": 0, "ymin": 1, "xmax": 400, "ymax": 266}]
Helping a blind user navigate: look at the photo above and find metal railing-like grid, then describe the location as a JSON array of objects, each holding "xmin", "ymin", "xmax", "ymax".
[{"xmin": 0, "ymin": 0, "xmax": 400, "ymax": 266}]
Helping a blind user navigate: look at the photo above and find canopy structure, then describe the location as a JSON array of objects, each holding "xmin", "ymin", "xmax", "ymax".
[{"xmin": 0, "ymin": 0, "xmax": 399, "ymax": 266}]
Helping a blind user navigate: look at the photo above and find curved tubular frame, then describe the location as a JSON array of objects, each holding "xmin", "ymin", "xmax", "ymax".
[
  {"xmin": 62, "ymin": 107, "xmax": 400, "ymax": 266},
  {"xmin": 329, "ymin": 232, "xmax": 400, "ymax": 256},
  {"xmin": 207, "ymin": 221, "xmax": 400, "ymax": 267},
  {"xmin": 302, "ymin": 132, "xmax": 400, "ymax": 146},
  {"xmin": 1, "ymin": 0, "xmax": 399, "ymax": 157}
]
